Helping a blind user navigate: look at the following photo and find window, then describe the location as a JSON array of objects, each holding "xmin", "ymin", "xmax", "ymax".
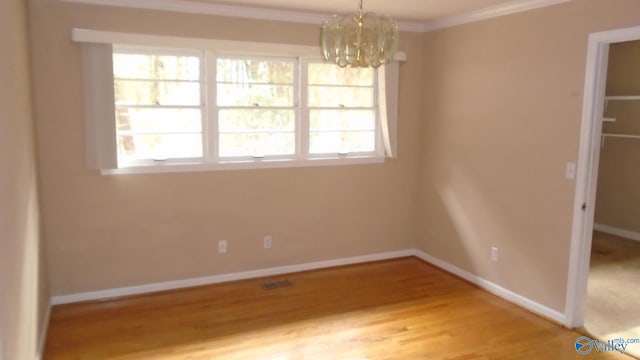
[
  {"xmin": 216, "ymin": 57, "xmax": 297, "ymax": 158},
  {"xmin": 75, "ymin": 30, "xmax": 401, "ymax": 173},
  {"xmin": 112, "ymin": 49, "xmax": 204, "ymax": 166},
  {"xmin": 307, "ymin": 62, "xmax": 377, "ymax": 156}
]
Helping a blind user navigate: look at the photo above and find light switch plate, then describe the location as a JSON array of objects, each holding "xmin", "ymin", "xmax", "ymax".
[{"xmin": 566, "ymin": 162, "xmax": 577, "ymax": 180}]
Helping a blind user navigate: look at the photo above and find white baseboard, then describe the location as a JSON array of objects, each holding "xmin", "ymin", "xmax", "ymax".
[
  {"xmin": 593, "ymin": 223, "xmax": 640, "ymax": 242},
  {"xmin": 413, "ymin": 250, "xmax": 566, "ymax": 325},
  {"xmin": 49, "ymin": 248, "xmax": 566, "ymax": 329},
  {"xmin": 36, "ymin": 301, "xmax": 51, "ymax": 360},
  {"xmin": 50, "ymin": 249, "xmax": 414, "ymax": 305}
]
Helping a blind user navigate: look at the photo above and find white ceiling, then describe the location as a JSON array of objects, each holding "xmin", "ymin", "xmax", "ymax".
[{"xmin": 185, "ymin": 0, "xmax": 551, "ymax": 22}]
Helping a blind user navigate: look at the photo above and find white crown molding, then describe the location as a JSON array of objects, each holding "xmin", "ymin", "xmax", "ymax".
[
  {"xmin": 423, "ymin": 0, "xmax": 574, "ymax": 31},
  {"xmin": 56, "ymin": 0, "xmax": 574, "ymax": 33},
  {"xmin": 57, "ymin": 0, "xmax": 428, "ymax": 32},
  {"xmin": 61, "ymin": 0, "xmax": 325, "ymax": 25}
]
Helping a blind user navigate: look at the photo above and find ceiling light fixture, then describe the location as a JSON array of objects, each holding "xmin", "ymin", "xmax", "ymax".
[{"xmin": 321, "ymin": 0, "xmax": 398, "ymax": 69}]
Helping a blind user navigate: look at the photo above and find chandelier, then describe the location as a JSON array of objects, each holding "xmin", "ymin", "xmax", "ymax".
[{"xmin": 321, "ymin": 0, "xmax": 398, "ymax": 69}]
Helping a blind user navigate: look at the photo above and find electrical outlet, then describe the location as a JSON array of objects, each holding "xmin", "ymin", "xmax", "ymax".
[
  {"xmin": 264, "ymin": 236, "xmax": 272, "ymax": 249},
  {"xmin": 218, "ymin": 240, "xmax": 227, "ymax": 254},
  {"xmin": 491, "ymin": 246, "xmax": 498, "ymax": 262}
]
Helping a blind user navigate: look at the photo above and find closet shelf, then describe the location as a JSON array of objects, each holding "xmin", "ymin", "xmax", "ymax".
[
  {"xmin": 603, "ymin": 96, "xmax": 640, "ymax": 142},
  {"xmin": 602, "ymin": 133, "xmax": 640, "ymax": 139},
  {"xmin": 605, "ymin": 95, "xmax": 640, "ymax": 101},
  {"xmin": 603, "ymin": 95, "xmax": 640, "ymax": 112},
  {"xmin": 600, "ymin": 133, "xmax": 640, "ymax": 148}
]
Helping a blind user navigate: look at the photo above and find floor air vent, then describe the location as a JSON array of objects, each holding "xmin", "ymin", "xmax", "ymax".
[{"xmin": 263, "ymin": 279, "xmax": 292, "ymax": 290}]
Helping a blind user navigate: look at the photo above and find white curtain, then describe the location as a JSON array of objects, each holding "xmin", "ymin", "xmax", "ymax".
[
  {"xmin": 81, "ymin": 43, "xmax": 117, "ymax": 169},
  {"xmin": 378, "ymin": 61, "xmax": 400, "ymax": 158}
]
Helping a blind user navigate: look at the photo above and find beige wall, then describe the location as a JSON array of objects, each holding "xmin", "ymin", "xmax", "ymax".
[
  {"xmin": 418, "ymin": 0, "xmax": 640, "ymax": 313},
  {"xmin": 28, "ymin": 0, "xmax": 640, "ymax": 319},
  {"xmin": 595, "ymin": 40, "xmax": 640, "ymax": 233},
  {"xmin": 28, "ymin": 1, "xmax": 424, "ymax": 296},
  {"xmin": 0, "ymin": 0, "xmax": 49, "ymax": 358}
]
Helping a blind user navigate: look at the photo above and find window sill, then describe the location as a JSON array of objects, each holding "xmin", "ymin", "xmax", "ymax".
[{"xmin": 100, "ymin": 156, "xmax": 386, "ymax": 175}]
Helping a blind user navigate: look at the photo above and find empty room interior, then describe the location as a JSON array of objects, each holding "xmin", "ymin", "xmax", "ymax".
[{"xmin": 2, "ymin": 0, "xmax": 640, "ymax": 359}]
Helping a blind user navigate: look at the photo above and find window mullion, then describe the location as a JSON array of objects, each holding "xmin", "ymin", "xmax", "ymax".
[
  {"xmin": 374, "ymin": 68, "xmax": 384, "ymax": 157},
  {"xmin": 206, "ymin": 51, "xmax": 219, "ymax": 163},
  {"xmin": 299, "ymin": 58, "xmax": 310, "ymax": 160}
]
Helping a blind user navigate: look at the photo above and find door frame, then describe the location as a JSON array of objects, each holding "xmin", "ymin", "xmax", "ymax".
[{"xmin": 565, "ymin": 25, "xmax": 640, "ymax": 328}]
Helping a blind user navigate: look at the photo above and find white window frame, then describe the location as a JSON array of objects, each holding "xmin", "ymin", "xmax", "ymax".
[
  {"xmin": 73, "ymin": 29, "xmax": 404, "ymax": 175},
  {"xmin": 303, "ymin": 58, "xmax": 383, "ymax": 160},
  {"xmin": 112, "ymin": 46, "xmax": 207, "ymax": 168},
  {"xmin": 213, "ymin": 54, "xmax": 299, "ymax": 163}
]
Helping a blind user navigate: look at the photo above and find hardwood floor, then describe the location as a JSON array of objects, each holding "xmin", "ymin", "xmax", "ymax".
[{"xmin": 45, "ymin": 258, "xmax": 632, "ymax": 359}]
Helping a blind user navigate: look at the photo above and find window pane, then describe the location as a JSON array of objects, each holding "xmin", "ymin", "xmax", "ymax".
[
  {"xmin": 308, "ymin": 86, "xmax": 374, "ymax": 107},
  {"xmin": 114, "ymin": 80, "xmax": 200, "ymax": 106},
  {"xmin": 309, "ymin": 131, "xmax": 376, "ymax": 154},
  {"xmin": 217, "ymin": 59, "xmax": 294, "ymax": 84},
  {"xmin": 217, "ymin": 84, "xmax": 293, "ymax": 107},
  {"xmin": 117, "ymin": 134, "xmax": 203, "ymax": 160},
  {"xmin": 219, "ymin": 109, "xmax": 294, "ymax": 132},
  {"xmin": 116, "ymin": 108, "xmax": 202, "ymax": 133},
  {"xmin": 310, "ymin": 110, "xmax": 375, "ymax": 131},
  {"xmin": 113, "ymin": 53, "xmax": 200, "ymax": 80},
  {"xmin": 308, "ymin": 63, "xmax": 373, "ymax": 86},
  {"xmin": 219, "ymin": 133, "xmax": 295, "ymax": 157}
]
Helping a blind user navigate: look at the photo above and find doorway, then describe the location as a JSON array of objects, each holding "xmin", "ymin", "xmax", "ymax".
[
  {"xmin": 586, "ymin": 40, "xmax": 640, "ymax": 355},
  {"xmin": 566, "ymin": 25, "xmax": 640, "ymax": 348}
]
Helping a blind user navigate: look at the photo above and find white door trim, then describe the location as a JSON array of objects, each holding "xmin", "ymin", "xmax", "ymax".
[{"xmin": 565, "ymin": 25, "xmax": 640, "ymax": 328}]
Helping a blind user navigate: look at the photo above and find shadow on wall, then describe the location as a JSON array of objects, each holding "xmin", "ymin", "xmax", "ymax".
[{"xmin": 422, "ymin": 159, "xmax": 562, "ymax": 303}]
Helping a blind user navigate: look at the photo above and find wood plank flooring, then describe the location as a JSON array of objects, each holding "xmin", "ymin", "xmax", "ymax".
[{"xmin": 44, "ymin": 257, "xmax": 633, "ymax": 359}]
